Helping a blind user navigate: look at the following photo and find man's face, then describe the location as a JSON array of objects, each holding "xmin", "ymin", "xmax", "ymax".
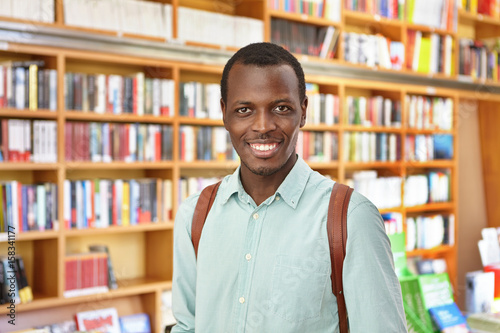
[{"xmin": 221, "ymin": 63, "xmax": 307, "ymax": 177}]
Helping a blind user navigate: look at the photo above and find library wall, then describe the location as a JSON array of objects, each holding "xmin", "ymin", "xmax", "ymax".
[{"xmin": 457, "ymin": 100, "xmax": 488, "ymax": 309}]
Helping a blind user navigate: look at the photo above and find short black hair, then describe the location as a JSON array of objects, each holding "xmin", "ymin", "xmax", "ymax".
[{"xmin": 220, "ymin": 42, "xmax": 306, "ymax": 104}]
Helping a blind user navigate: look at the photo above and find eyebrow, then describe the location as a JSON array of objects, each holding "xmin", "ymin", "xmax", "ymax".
[{"xmin": 232, "ymin": 98, "xmax": 294, "ymax": 107}]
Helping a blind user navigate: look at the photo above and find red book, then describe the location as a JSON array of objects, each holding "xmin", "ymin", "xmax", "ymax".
[{"xmin": 155, "ymin": 127, "xmax": 161, "ymax": 161}]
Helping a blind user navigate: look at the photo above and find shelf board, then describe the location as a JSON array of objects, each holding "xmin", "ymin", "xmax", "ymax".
[
  {"xmin": 344, "ymin": 161, "xmax": 402, "ymax": 168},
  {"xmin": 302, "ymin": 123, "xmax": 340, "ymax": 131},
  {"xmin": 178, "ymin": 160, "xmax": 239, "ymax": 169},
  {"xmin": 344, "ymin": 10, "xmax": 404, "ymax": 27},
  {"xmin": 0, "ymin": 162, "xmax": 59, "ymax": 170},
  {"xmin": 64, "ymin": 222, "xmax": 174, "ymax": 237},
  {"xmin": 178, "ymin": 117, "xmax": 223, "ymax": 126},
  {"xmin": 0, "ymin": 109, "xmax": 57, "ymax": 119},
  {"xmin": 0, "ymin": 278, "xmax": 171, "ymax": 314},
  {"xmin": 184, "ymin": 41, "xmax": 239, "ymax": 52},
  {"xmin": 269, "ymin": 9, "xmax": 341, "ymax": 27},
  {"xmin": 295, "ymin": 53, "xmax": 340, "ymax": 64},
  {"xmin": 405, "ymin": 202, "xmax": 455, "ymax": 212},
  {"xmin": 405, "ymin": 160, "xmax": 455, "ymax": 168},
  {"xmin": 459, "ymin": 9, "xmax": 500, "ymax": 27},
  {"xmin": 405, "ymin": 128, "xmax": 454, "ymax": 135},
  {"xmin": 407, "ymin": 245, "xmax": 454, "ymax": 257},
  {"xmin": 379, "ymin": 207, "xmax": 403, "ymax": 214},
  {"xmin": 343, "ymin": 125, "xmax": 402, "ymax": 133},
  {"xmin": 65, "ymin": 161, "xmax": 174, "ymax": 170},
  {"xmin": 65, "ymin": 111, "xmax": 174, "ymax": 124},
  {"xmin": 405, "ymin": 22, "xmax": 456, "ymax": 36},
  {"xmin": 307, "ymin": 161, "xmax": 339, "ymax": 169},
  {"xmin": 0, "ymin": 230, "xmax": 59, "ymax": 242}
]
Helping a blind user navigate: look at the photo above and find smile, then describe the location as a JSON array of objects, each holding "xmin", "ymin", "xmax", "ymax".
[{"xmin": 250, "ymin": 143, "xmax": 278, "ymax": 151}]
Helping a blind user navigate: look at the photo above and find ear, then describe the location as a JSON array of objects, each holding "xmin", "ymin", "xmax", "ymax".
[
  {"xmin": 221, "ymin": 98, "xmax": 228, "ymax": 130},
  {"xmin": 300, "ymin": 95, "xmax": 308, "ymax": 128}
]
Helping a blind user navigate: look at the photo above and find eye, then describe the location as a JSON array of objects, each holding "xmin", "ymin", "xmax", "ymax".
[
  {"xmin": 274, "ymin": 105, "xmax": 291, "ymax": 113},
  {"xmin": 236, "ymin": 107, "xmax": 251, "ymax": 114}
]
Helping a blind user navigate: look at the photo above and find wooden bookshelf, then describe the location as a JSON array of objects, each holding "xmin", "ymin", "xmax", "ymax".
[{"xmin": 1, "ymin": 0, "xmax": 498, "ymax": 331}]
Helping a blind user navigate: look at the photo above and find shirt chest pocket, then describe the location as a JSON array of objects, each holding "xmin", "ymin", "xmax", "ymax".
[{"xmin": 268, "ymin": 255, "xmax": 330, "ymax": 323}]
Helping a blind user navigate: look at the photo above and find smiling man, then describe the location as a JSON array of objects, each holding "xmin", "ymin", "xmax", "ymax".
[{"xmin": 171, "ymin": 43, "xmax": 407, "ymax": 333}]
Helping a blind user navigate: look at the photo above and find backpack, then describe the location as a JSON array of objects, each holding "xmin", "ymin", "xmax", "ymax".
[{"xmin": 191, "ymin": 181, "xmax": 353, "ymax": 333}]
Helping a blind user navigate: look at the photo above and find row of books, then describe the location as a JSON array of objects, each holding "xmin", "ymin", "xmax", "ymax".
[
  {"xmin": 65, "ymin": 122, "xmax": 173, "ymax": 162},
  {"xmin": 348, "ymin": 171, "xmax": 403, "ymax": 208},
  {"xmin": 345, "ymin": 0, "xmax": 405, "ymax": 19},
  {"xmin": 0, "ymin": 63, "xmax": 57, "ymax": 111},
  {"xmin": 407, "ymin": 31, "xmax": 454, "ymax": 75},
  {"xmin": 0, "ymin": 0, "xmax": 54, "ymax": 23},
  {"xmin": 0, "ymin": 119, "xmax": 57, "ymax": 163},
  {"xmin": 65, "ymin": 72, "xmax": 175, "ymax": 117},
  {"xmin": 305, "ymin": 84, "xmax": 340, "ymax": 125},
  {"xmin": 179, "ymin": 177, "xmax": 222, "ymax": 205},
  {"xmin": 177, "ymin": 7, "xmax": 263, "ymax": 48},
  {"xmin": 404, "ymin": 171, "xmax": 450, "ymax": 206},
  {"xmin": 297, "ymin": 131, "xmax": 339, "ymax": 162},
  {"xmin": 268, "ymin": 0, "xmax": 341, "ymax": 21},
  {"xmin": 460, "ymin": 0, "xmax": 500, "ymax": 17},
  {"xmin": 0, "ymin": 181, "xmax": 57, "ymax": 233},
  {"xmin": 64, "ymin": 252, "xmax": 109, "ymax": 298},
  {"xmin": 406, "ymin": 214, "xmax": 455, "ymax": 250},
  {"xmin": 382, "ymin": 212, "xmax": 404, "ymax": 235},
  {"xmin": 406, "ymin": 134, "xmax": 454, "ymax": 161},
  {"xmin": 345, "ymin": 96, "xmax": 402, "ymax": 127},
  {"xmin": 343, "ymin": 32, "xmax": 405, "ymax": 70},
  {"xmin": 179, "ymin": 126, "xmax": 237, "ymax": 162},
  {"xmin": 458, "ymin": 38, "xmax": 500, "ymax": 82},
  {"xmin": 271, "ymin": 19, "xmax": 340, "ymax": 59},
  {"xmin": 179, "ymin": 82, "xmax": 221, "ymax": 119},
  {"xmin": 64, "ymin": 0, "xmax": 173, "ymax": 40},
  {"xmin": 406, "ymin": 95, "xmax": 454, "ymax": 130},
  {"xmin": 406, "ymin": 0, "xmax": 457, "ymax": 31},
  {"xmin": 343, "ymin": 132, "xmax": 400, "ymax": 162},
  {"xmin": 0, "ymin": 255, "xmax": 32, "ymax": 305},
  {"xmin": 63, "ymin": 178, "xmax": 172, "ymax": 230}
]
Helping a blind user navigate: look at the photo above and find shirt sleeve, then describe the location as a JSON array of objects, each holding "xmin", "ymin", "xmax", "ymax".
[
  {"xmin": 342, "ymin": 196, "xmax": 408, "ymax": 333},
  {"xmin": 171, "ymin": 195, "xmax": 199, "ymax": 333}
]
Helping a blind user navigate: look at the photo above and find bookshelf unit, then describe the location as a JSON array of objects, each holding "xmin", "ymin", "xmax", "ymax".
[{"xmin": 0, "ymin": 0, "xmax": 499, "ymax": 331}]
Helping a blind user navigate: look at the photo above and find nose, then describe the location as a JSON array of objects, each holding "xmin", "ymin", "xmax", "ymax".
[{"xmin": 251, "ymin": 109, "xmax": 277, "ymax": 134}]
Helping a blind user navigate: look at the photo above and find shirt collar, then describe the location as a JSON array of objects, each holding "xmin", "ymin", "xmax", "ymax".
[{"xmin": 219, "ymin": 156, "xmax": 312, "ymax": 209}]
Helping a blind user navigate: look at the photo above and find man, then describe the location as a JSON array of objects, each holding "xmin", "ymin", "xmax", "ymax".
[{"xmin": 172, "ymin": 42, "xmax": 407, "ymax": 333}]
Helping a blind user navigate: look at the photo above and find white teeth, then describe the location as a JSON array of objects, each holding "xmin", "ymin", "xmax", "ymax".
[{"xmin": 251, "ymin": 143, "xmax": 277, "ymax": 151}]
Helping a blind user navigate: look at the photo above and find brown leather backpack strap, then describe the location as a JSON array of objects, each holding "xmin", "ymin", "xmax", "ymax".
[
  {"xmin": 327, "ymin": 182, "xmax": 354, "ymax": 333},
  {"xmin": 191, "ymin": 181, "xmax": 222, "ymax": 258}
]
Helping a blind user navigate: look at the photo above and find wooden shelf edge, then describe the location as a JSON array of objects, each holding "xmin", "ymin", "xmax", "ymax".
[
  {"xmin": 343, "ymin": 125, "xmax": 403, "ymax": 133},
  {"xmin": 405, "ymin": 202, "xmax": 455, "ymax": 212},
  {"xmin": 344, "ymin": 10, "xmax": 404, "ymax": 26},
  {"xmin": 64, "ymin": 222, "xmax": 174, "ymax": 236},
  {"xmin": 0, "ymin": 109, "xmax": 58, "ymax": 119},
  {"xmin": 179, "ymin": 161, "xmax": 239, "ymax": 169},
  {"xmin": 65, "ymin": 111, "xmax": 175, "ymax": 124},
  {"xmin": 344, "ymin": 161, "xmax": 402, "ymax": 168},
  {"xmin": 268, "ymin": 9, "xmax": 341, "ymax": 27},
  {"xmin": 0, "ymin": 162, "xmax": 59, "ymax": 170},
  {"xmin": 407, "ymin": 245, "xmax": 455, "ymax": 257},
  {"xmin": 0, "ymin": 279, "xmax": 172, "ymax": 314},
  {"xmin": 0, "ymin": 230, "xmax": 60, "ymax": 242},
  {"xmin": 178, "ymin": 117, "xmax": 223, "ymax": 126},
  {"xmin": 405, "ymin": 160, "xmax": 455, "ymax": 168},
  {"xmin": 65, "ymin": 161, "xmax": 174, "ymax": 170}
]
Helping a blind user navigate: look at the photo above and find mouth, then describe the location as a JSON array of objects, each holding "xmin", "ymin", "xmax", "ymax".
[{"xmin": 248, "ymin": 142, "xmax": 281, "ymax": 158}]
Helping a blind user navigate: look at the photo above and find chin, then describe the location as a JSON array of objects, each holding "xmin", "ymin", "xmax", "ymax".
[{"xmin": 241, "ymin": 158, "xmax": 286, "ymax": 177}]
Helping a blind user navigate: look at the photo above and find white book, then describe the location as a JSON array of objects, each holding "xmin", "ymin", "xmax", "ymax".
[
  {"xmin": 12, "ymin": 0, "xmax": 29, "ymax": 20},
  {"xmin": 143, "ymin": 0, "xmax": 164, "ymax": 37},
  {"xmin": 324, "ymin": 132, "xmax": 332, "ymax": 161},
  {"xmin": 412, "ymin": 31, "xmax": 422, "ymax": 72},
  {"xmin": 429, "ymin": 34, "xmax": 439, "ymax": 74},
  {"xmin": 444, "ymin": 35, "xmax": 453, "ymax": 76},
  {"xmin": 100, "ymin": 180, "xmax": 109, "ymax": 227},
  {"xmin": 95, "ymin": 74, "xmax": 106, "ymax": 113},
  {"xmin": 466, "ymin": 271, "xmax": 495, "ymax": 314},
  {"xmin": 14, "ymin": 67, "xmax": 25, "ymax": 109},
  {"xmin": 128, "ymin": 123, "xmax": 137, "ymax": 162},
  {"xmin": 10, "ymin": 181, "xmax": 18, "ymax": 230},
  {"xmin": 102, "ymin": 123, "xmax": 111, "ymax": 162},
  {"xmin": 51, "ymin": 121, "xmax": 57, "ymax": 162},
  {"xmin": 0, "ymin": 0, "xmax": 12, "ymax": 18},
  {"xmin": 96, "ymin": 0, "xmax": 119, "ymax": 31},
  {"xmin": 85, "ymin": 180, "xmax": 92, "ymax": 227},
  {"xmin": 325, "ymin": 94, "xmax": 334, "ymax": 125},
  {"xmin": 164, "ymin": 4, "xmax": 173, "ymax": 41},
  {"xmin": 152, "ymin": 78, "xmax": 161, "ymax": 116},
  {"xmin": 319, "ymin": 26, "xmax": 335, "ymax": 59},
  {"xmin": 135, "ymin": 72, "xmax": 145, "ymax": 116},
  {"xmin": 63, "ymin": 180, "xmax": 71, "ymax": 227},
  {"xmin": 49, "ymin": 70, "xmax": 57, "ymax": 111},
  {"xmin": 120, "ymin": 0, "xmax": 140, "ymax": 34},
  {"xmin": 40, "ymin": 0, "xmax": 55, "ymax": 23}
]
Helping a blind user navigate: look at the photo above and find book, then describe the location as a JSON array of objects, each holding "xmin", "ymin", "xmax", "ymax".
[
  {"xmin": 119, "ymin": 313, "xmax": 152, "ymax": 333},
  {"xmin": 88, "ymin": 244, "xmax": 118, "ymax": 290},
  {"xmin": 428, "ymin": 302, "xmax": 469, "ymax": 332},
  {"xmin": 75, "ymin": 307, "xmax": 120, "ymax": 333},
  {"xmin": 64, "ymin": 252, "xmax": 109, "ymax": 298},
  {"xmin": 467, "ymin": 312, "xmax": 500, "ymax": 333},
  {"xmin": 465, "ymin": 270, "xmax": 495, "ymax": 313}
]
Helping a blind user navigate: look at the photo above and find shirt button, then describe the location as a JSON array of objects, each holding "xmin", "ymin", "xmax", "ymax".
[
  {"xmin": 239, "ymin": 297, "xmax": 245, "ymax": 304},
  {"xmin": 245, "ymin": 253, "xmax": 252, "ymax": 261},
  {"xmin": 275, "ymin": 196, "xmax": 280, "ymax": 201},
  {"xmin": 253, "ymin": 213, "xmax": 259, "ymax": 220}
]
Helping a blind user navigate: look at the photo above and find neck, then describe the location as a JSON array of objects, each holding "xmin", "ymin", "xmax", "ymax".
[{"xmin": 240, "ymin": 154, "xmax": 297, "ymax": 206}]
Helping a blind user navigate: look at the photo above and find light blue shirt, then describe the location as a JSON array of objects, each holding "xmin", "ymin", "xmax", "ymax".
[{"xmin": 172, "ymin": 157, "xmax": 407, "ymax": 333}]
